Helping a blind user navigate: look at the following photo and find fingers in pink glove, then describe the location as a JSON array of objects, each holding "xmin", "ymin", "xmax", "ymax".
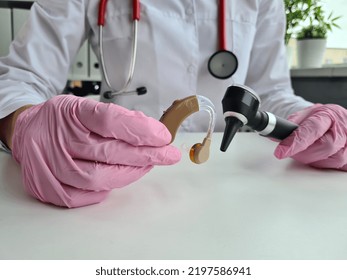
[
  {"xmin": 68, "ymin": 134, "xmax": 181, "ymax": 166},
  {"xmin": 274, "ymin": 105, "xmax": 346, "ymax": 162},
  {"xmin": 22, "ymin": 155, "xmax": 154, "ymax": 208},
  {"xmin": 309, "ymin": 147, "xmax": 347, "ymax": 170},
  {"xmin": 59, "ymin": 184, "xmax": 111, "ymax": 208},
  {"xmin": 44, "ymin": 97, "xmax": 181, "ymax": 166},
  {"xmin": 64, "ymin": 97, "xmax": 173, "ymax": 146},
  {"xmin": 280, "ymin": 129, "xmax": 345, "ymax": 164}
]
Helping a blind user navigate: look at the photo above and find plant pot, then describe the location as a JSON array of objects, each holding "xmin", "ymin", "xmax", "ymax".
[
  {"xmin": 296, "ymin": 38, "xmax": 327, "ymax": 68},
  {"xmin": 286, "ymin": 45, "xmax": 294, "ymax": 68}
]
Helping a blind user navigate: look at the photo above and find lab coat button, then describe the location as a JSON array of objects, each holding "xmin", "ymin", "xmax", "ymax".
[
  {"xmin": 187, "ymin": 65, "xmax": 195, "ymax": 73},
  {"xmin": 186, "ymin": 8, "xmax": 193, "ymax": 15}
]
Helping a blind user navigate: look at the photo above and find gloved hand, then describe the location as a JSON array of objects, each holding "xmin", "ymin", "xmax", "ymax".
[
  {"xmin": 274, "ymin": 104, "xmax": 347, "ymax": 171},
  {"xmin": 12, "ymin": 95, "xmax": 181, "ymax": 208}
]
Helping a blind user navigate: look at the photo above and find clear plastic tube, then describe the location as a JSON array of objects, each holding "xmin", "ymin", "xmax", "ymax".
[{"xmin": 196, "ymin": 95, "xmax": 216, "ymax": 139}]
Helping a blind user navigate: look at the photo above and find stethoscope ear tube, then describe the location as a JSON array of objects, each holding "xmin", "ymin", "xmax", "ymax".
[{"xmin": 99, "ymin": 0, "xmax": 146, "ymax": 99}]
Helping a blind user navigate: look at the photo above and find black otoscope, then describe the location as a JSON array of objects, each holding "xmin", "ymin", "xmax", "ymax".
[{"xmin": 220, "ymin": 85, "xmax": 299, "ymax": 152}]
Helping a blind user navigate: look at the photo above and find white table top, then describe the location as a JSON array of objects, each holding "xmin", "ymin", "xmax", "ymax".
[{"xmin": 1, "ymin": 132, "xmax": 347, "ymax": 260}]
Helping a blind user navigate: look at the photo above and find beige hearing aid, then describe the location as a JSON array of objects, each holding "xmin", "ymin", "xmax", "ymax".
[{"xmin": 160, "ymin": 95, "xmax": 216, "ymax": 164}]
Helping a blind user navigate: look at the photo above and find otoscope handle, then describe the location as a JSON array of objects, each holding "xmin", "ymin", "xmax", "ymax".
[{"xmin": 249, "ymin": 111, "xmax": 298, "ymax": 140}]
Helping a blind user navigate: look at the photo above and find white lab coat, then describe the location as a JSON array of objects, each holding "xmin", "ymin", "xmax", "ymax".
[{"xmin": 0, "ymin": 0, "xmax": 312, "ymax": 133}]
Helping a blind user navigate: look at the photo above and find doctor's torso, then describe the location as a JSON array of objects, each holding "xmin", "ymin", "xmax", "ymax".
[{"xmin": 1, "ymin": 0, "xmax": 293, "ymax": 133}]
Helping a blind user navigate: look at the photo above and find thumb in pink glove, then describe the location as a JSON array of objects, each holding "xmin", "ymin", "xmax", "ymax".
[
  {"xmin": 274, "ymin": 104, "xmax": 347, "ymax": 171},
  {"xmin": 12, "ymin": 95, "xmax": 181, "ymax": 208}
]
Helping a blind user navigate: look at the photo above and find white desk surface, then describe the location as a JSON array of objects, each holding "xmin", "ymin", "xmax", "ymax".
[{"xmin": 1, "ymin": 132, "xmax": 347, "ymax": 260}]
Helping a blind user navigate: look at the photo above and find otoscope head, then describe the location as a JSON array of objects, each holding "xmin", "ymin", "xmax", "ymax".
[{"xmin": 220, "ymin": 85, "xmax": 260, "ymax": 152}]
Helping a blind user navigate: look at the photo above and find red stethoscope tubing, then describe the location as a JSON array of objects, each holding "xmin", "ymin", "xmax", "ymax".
[
  {"xmin": 133, "ymin": 0, "xmax": 140, "ymax": 20},
  {"xmin": 219, "ymin": 0, "xmax": 227, "ymax": 50},
  {"xmin": 98, "ymin": 0, "xmax": 226, "ymax": 49},
  {"xmin": 98, "ymin": 0, "xmax": 140, "ymax": 26}
]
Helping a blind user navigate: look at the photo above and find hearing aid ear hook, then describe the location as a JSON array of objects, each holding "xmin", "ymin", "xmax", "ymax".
[{"xmin": 160, "ymin": 95, "xmax": 216, "ymax": 164}]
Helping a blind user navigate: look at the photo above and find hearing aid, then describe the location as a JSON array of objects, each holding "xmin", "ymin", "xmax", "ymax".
[{"xmin": 160, "ymin": 95, "xmax": 216, "ymax": 164}]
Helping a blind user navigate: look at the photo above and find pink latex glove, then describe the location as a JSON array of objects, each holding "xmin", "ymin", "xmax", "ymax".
[
  {"xmin": 275, "ymin": 104, "xmax": 347, "ymax": 171},
  {"xmin": 12, "ymin": 95, "xmax": 181, "ymax": 208}
]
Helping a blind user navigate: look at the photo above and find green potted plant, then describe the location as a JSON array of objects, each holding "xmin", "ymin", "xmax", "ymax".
[
  {"xmin": 295, "ymin": 0, "xmax": 341, "ymax": 68},
  {"xmin": 284, "ymin": 0, "xmax": 310, "ymax": 66},
  {"xmin": 284, "ymin": 0, "xmax": 310, "ymax": 45}
]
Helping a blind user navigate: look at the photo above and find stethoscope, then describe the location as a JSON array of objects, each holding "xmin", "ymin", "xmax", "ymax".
[
  {"xmin": 98, "ymin": 0, "xmax": 238, "ymax": 100},
  {"xmin": 208, "ymin": 0, "xmax": 238, "ymax": 80}
]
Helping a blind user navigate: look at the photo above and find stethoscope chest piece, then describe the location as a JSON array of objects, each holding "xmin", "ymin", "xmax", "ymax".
[{"xmin": 208, "ymin": 50, "xmax": 238, "ymax": 79}]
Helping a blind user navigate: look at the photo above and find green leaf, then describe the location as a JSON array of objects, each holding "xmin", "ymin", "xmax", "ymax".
[{"xmin": 284, "ymin": 0, "xmax": 342, "ymax": 42}]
